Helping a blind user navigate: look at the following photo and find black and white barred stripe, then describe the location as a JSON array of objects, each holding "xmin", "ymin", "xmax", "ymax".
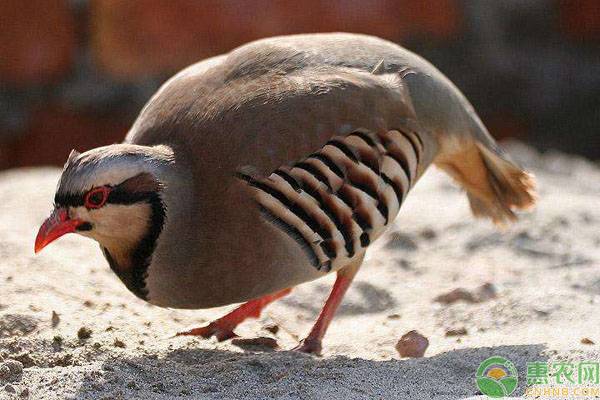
[{"xmin": 238, "ymin": 129, "xmax": 425, "ymax": 272}]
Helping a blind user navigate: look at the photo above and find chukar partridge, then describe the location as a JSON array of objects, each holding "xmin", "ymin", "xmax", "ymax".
[{"xmin": 35, "ymin": 33, "xmax": 536, "ymax": 354}]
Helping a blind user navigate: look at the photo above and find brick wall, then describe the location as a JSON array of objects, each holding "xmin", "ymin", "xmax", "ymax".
[{"xmin": 1, "ymin": 0, "xmax": 599, "ymax": 170}]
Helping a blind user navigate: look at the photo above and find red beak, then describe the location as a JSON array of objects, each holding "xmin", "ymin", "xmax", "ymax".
[{"xmin": 34, "ymin": 208, "xmax": 84, "ymax": 254}]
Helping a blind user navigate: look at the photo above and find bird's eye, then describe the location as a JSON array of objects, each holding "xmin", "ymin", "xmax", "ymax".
[{"xmin": 84, "ymin": 187, "xmax": 110, "ymax": 209}]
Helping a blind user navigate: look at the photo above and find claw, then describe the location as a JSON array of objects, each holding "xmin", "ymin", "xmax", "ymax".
[
  {"xmin": 293, "ymin": 338, "xmax": 322, "ymax": 355},
  {"xmin": 172, "ymin": 289, "xmax": 292, "ymax": 344},
  {"xmin": 175, "ymin": 323, "xmax": 238, "ymax": 341}
]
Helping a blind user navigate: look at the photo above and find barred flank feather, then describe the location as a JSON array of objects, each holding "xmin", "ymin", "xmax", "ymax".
[{"xmin": 237, "ymin": 129, "xmax": 425, "ymax": 272}]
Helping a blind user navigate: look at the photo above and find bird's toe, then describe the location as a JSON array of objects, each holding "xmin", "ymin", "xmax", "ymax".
[
  {"xmin": 175, "ymin": 323, "xmax": 237, "ymax": 341},
  {"xmin": 293, "ymin": 338, "xmax": 322, "ymax": 355}
]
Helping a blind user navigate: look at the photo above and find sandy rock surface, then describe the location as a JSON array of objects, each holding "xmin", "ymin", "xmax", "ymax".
[{"xmin": 0, "ymin": 143, "xmax": 599, "ymax": 399}]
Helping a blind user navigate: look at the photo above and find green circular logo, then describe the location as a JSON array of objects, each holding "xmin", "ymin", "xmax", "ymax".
[{"xmin": 476, "ymin": 356, "xmax": 518, "ymax": 398}]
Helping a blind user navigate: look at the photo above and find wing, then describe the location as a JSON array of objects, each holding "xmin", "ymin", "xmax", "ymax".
[{"xmin": 236, "ymin": 126, "xmax": 426, "ymax": 273}]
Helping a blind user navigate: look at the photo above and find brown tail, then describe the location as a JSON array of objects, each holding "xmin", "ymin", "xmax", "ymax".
[{"xmin": 435, "ymin": 138, "xmax": 536, "ymax": 226}]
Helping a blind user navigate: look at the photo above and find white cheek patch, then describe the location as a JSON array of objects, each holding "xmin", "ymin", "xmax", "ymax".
[{"xmin": 71, "ymin": 203, "xmax": 152, "ymax": 250}]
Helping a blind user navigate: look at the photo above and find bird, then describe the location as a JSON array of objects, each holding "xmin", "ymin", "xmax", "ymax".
[{"xmin": 34, "ymin": 33, "xmax": 536, "ymax": 354}]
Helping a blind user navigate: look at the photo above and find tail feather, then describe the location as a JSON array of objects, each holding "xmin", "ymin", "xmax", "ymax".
[{"xmin": 435, "ymin": 138, "xmax": 537, "ymax": 226}]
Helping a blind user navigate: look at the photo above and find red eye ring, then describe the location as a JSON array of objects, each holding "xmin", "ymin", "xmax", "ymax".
[{"xmin": 84, "ymin": 186, "xmax": 111, "ymax": 209}]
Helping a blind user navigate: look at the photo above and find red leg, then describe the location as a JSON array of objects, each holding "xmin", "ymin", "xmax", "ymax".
[
  {"xmin": 295, "ymin": 263, "xmax": 360, "ymax": 355},
  {"xmin": 176, "ymin": 288, "xmax": 291, "ymax": 341}
]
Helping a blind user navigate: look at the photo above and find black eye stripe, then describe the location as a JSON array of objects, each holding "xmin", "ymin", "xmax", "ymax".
[
  {"xmin": 107, "ymin": 190, "xmax": 154, "ymax": 205},
  {"xmin": 54, "ymin": 189, "xmax": 154, "ymax": 208},
  {"xmin": 76, "ymin": 222, "xmax": 93, "ymax": 231},
  {"xmin": 54, "ymin": 193, "xmax": 84, "ymax": 208}
]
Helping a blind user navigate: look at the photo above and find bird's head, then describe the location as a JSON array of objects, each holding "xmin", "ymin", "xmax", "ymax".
[{"xmin": 35, "ymin": 144, "xmax": 172, "ymax": 258}]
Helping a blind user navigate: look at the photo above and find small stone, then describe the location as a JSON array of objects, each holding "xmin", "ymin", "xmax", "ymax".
[
  {"xmin": 20, "ymin": 387, "xmax": 29, "ymax": 397},
  {"xmin": 51, "ymin": 311, "xmax": 60, "ymax": 328},
  {"xmin": 396, "ymin": 330, "xmax": 429, "ymax": 358},
  {"xmin": 113, "ymin": 338, "xmax": 126, "ymax": 348},
  {"xmin": 434, "ymin": 283, "xmax": 498, "ymax": 304},
  {"xmin": 264, "ymin": 324, "xmax": 279, "ymax": 334},
  {"xmin": 0, "ymin": 359, "xmax": 24, "ymax": 380},
  {"xmin": 397, "ymin": 259, "xmax": 413, "ymax": 270},
  {"xmin": 434, "ymin": 288, "xmax": 477, "ymax": 304},
  {"xmin": 420, "ymin": 228, "xmax": 437, "ymax": 240},
  {"xmin": 77, "ymin": 327, "xmax": 92, "ymax": 340},
  {"xmin": 0, "ymin": 314, "xmax": 39, "ymax": 338},
  {"xmin": 445, "ymin": 327, "xmax": 468, "ymax": 336},
  {"xmin": 476, "ymin": 283, "xmax": 497, "ymax": 302},
  {"xmin": 581, "ymin": 337, "xmax": 595, "ymax": 345},
  {"xmin": 83, "ymin": 300, "xmax": 94, "ymax": 308},
  {"xmin": 231, "ymin": 337, "xmax": 278, "ymax": 349},
  {"xmin": 387, "ymin": 314, "xmax": 401, "ymax": 320},
  {"xmin": 534, "ymin": 308, "xmax": 551, "ymax": 317},
  {"xmin": 5, "ymin": 384, "xmax": 16, "ymax": 393},
  {"xmin": 385, "ymin": 232, "xmax": 419, "ymax": 251}
]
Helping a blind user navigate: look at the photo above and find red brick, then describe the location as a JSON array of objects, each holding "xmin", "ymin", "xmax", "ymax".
[
  {"xmin": 559, "ymin": 0, "xmax": 600, "ymax": 41},
  {"xmin": 91, "ymin": 0, "xmax": 462, "ymax": 80},
  {"xmin": 91, "ymin": 0, "xmax": 245, "ymax": 79},
  {"xmin": 1, "ymin": 107, "xmax": 129, "ymax": 170},
  {"xmin": 0, "ymin": 0, "xmax": 76, "ymax": 86}
]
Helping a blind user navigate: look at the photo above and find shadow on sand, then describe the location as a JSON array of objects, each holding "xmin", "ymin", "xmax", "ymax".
[{"xmin": 71, "ymin": 343, "xmax": 546, "ymax": 399}]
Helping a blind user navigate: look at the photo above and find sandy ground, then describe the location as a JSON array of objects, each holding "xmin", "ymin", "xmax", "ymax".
[{"xmin": 0, "ymin": 142, "xmax": 599, "ymax": 400}]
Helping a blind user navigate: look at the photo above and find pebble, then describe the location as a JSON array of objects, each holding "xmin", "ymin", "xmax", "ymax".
[
  {"xmin": 77, "ymin": 327, "xmax": 92, "ymax": 340},
  {"xmin": 434, "ymin": 288, "xmax": 477, "ymax": 304},
  {"xmin": 419, "ymin": 228, "xmax": 437, "ymax": 240},
  {"xmin": 476, "ymin": 283, "xmax": 497, "ymax": 301},
  {"xmin": 445, "ymin": 327, "xmax": 468, "ymax": 336},
  {"xmin": 434, "ymin": 283, "xmax": 497, "ymax": 304},
  {"xmin": 0, "ymin": 314, "xmax": 38, "ymax": 338},
  {"xmin": 385, "ymin": 232, "xmax": 419, "ymax": 251},
  {"xmin": 581, "ymin": 337, "xmax": 595, "ymax": 345},
  {"xmin": 231, "ymin": 337, "xmax": 278, "ymax": 349},
  {"xmin": 51, "ymin": 311, "xmax": 60, "ymax": 328},
  {"xmin": 396, "ymin": 330, "xmax": 429, "ymax": 358},
  {"xmin": 264, "ymin": 324, "xmax": 279, "ymax": 334},
  {"xmin": 0, "ymin": 359, "xmax": 23, "ymax": 380}
]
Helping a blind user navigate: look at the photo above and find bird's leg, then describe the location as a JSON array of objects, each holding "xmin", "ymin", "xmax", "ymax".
[
  {"xmin": 295, "ymin": 262, "xmax": 360, "ymax": 355},
  {"xmin": 176, "ymin": 288, "xmax": 291, "ymax": 341}
]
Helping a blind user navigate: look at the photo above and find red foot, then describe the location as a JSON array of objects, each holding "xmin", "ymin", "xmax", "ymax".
[
  {"xmin": 293, "ymin": 263, "xmax": 360, "ymax": 356},
  {"xmin": 176, "ymin": 323, "xmax": 238, "ymax": 342},
  {"xmin": 174, "ymin": 288, "xmax": 291, "ymax": 342},
  {"xmin": 293, "ymin": 338, "xmax": 323, "ymax": 355}
]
